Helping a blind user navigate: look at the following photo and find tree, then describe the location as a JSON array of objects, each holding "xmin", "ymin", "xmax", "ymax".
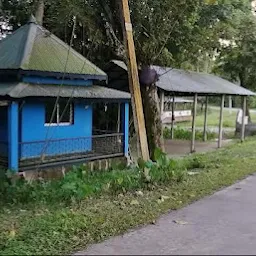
[
  {"xmin": 35, "ymin": 0, "xmax": 44, "ymax": 25},
  {"xmin": 213, "ymin": 2, "xmax": 256, "ymax": 119},
  {"xmin": 1, "ymin": 0, "xmax": 255, "ymax": 158}
]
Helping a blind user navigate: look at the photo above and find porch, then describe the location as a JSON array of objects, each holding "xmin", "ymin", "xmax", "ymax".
[
  {"xmin": 18, "ymin": 132, "xmax": 125, "ymax": 171},
  {"xmin": 0, "ymin": 84, "xmax": 130, "ymax": 172}
]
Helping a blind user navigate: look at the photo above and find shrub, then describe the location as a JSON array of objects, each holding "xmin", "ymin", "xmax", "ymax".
[
  {"xmin": 0, "ymin": 149, "xmax": 187, "ymax": 206},
  {"xmin": 163, "ymin": 127, "xmax": 216, "ymax": 141}
]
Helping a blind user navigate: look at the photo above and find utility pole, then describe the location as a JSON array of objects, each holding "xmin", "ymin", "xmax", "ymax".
[{"xmin": 120, "ymin": 0, "xmax": 150, "ymax": 161}]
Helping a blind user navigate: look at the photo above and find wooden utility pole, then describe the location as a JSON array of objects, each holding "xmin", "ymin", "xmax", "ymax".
[{"xmin": 120, "ymin": 0, "xmax": 150, "ymax": 161}]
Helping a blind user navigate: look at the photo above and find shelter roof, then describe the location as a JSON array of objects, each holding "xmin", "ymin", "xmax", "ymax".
[{"xmin": 105, "ymin": 60, "xmax": 256, "ymax": 96}]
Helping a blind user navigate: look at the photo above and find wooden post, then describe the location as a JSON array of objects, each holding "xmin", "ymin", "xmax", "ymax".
[
  {"xmin": 191, "ymin": 94, "xmax": 198, "ymax": 153},
  {"xmin": 241, "ymin": 96, "xmax": 247, "ymax": 142},
  {"xmin": 117, "ymin": 103, "xmax": 121, "ymax": 133},
  {"xmin": 218, "ymin": 95, "xmax": 225, "ymax": 148},
  {"xmin": 171, "ymin": 95, "xmax": 175, "ymax": 140},
  {"xmin": 203, "ymin": 96, "xmax": 208, "ymax": 142},
  {"xmin": 120, "ymin": 0, "xmax": 149, "ymax": 161}
]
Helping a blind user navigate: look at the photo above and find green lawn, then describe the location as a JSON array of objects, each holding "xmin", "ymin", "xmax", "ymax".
[
  {"xmin": 181, "ymin": 107, "xmax": 256, "ymax": 128},
  {"xmin": 1, "ymin": 138, "xmax": 256, "ymax": 255}
]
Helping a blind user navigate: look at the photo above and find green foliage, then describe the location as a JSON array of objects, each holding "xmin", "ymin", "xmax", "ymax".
[
  {"xmin": 214, "ymin": 3, "xmax": 256, "ymax": 90},
  {"xmin": 163, "ymin": 127, "xmax": 216, "ymax": 141},
  {"xmin": 0, "ymin": 150, "xmax": 187, "ymax": 206},
  {"xmin": 138, "ymin": 148, "xmax": 187, "ymax": 184},
  {"xmin": 2, "ymin": 139, "xmax": 256, "ymax": 255}
]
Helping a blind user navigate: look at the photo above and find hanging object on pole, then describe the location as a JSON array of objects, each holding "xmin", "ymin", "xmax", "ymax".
[{"xmin": 120, "ymin": 0, "xmax": 150, "ymax": 161}]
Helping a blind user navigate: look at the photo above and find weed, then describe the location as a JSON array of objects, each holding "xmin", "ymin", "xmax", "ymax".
[
  {"xmin": 163, "ymin": 127, "xmax": 216, "ymax": 141},
  {"xmin": 1, "ymin": 139, "xmax": 256, "ymax": 254},
  {"xmin": 0, "ymin": 149, "xmax": 186, "ymax": 207}
]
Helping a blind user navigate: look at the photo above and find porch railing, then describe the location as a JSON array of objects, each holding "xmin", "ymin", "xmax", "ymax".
[
  {"xmin": 0, "ymin": 141, "xmax": 8, "ymax": 168},
  {"xmin": 19, "ymin": 133, "xmax": 124, "ymax": 170}
]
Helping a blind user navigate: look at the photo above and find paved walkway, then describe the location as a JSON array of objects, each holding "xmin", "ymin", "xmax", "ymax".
[{"xmin": 76, "ymin": 174, "xmax": 256, "ymax": 255}]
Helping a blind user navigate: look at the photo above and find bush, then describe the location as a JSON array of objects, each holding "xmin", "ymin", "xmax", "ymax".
[
  {"xmin": 163, "ymin": 127, "xmax": 216, "ymax": 141},
  {"xmin": 0, "ymin": 149, "xmax": 188, "ymax": 206}
]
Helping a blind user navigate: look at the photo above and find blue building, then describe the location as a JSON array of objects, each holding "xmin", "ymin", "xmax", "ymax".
[{"xmin": 0, "ymin": 17, "xmax": 130, "ymax": 172}]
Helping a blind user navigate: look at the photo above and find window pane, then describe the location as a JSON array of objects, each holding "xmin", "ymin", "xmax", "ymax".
[
  {"xmin": 59, "ymin": 102, "xmax": 73, "ymax": 123},
  {"xmin": 45, "ymin": 102, "xmax": 57, "ymax": 123}
]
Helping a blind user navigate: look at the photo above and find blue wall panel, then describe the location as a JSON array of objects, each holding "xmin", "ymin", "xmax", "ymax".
[
  {"xmin": 20, "ymin": 101, "xmax": 93, "ymax": 159},
  {"xmin": 121, "ymin": 103, "xmax": 129, "ymax": 157},
  {"xmin": 0, "ymin": 106, "xmax": 8, "ymax": 157}
]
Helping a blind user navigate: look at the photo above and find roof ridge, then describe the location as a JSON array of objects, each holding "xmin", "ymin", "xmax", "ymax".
[{"xmin": 19, "ymin": 22, "xmax": 38, "ymax": 68}]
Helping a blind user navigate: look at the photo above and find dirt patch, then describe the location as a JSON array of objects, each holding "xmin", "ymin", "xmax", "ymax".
[{"xmin": 164, "ymin": 139, "xmax": 233, "ymax": 158}]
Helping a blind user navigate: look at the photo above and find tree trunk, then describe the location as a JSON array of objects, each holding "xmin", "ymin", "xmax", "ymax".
[
  {"xmin": 141, "ymin": 83, "xmax": 164, "ymax": 160},
  {"xmin": 35, "ymin": 0, "xmax": 44, "ymax": 25}
]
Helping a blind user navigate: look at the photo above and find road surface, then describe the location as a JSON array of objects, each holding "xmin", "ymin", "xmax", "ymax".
[{"xmin": 76, "ymin": 174, "xmax": 256, "ymax": 255}]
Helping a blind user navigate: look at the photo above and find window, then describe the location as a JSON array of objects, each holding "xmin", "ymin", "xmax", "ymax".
[{"xmin": 45, "ymin": 102, "xmax": 74, "ymax": 126}]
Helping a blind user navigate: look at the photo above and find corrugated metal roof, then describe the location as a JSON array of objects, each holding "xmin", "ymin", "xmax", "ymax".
[
  {"xmin": 154, "ymin": 66, "xmax": 256, "ymax": 96},
  {"xmin": 0, "ymin": 83, "xmax": 131, "ymax": 100},
  {"xmin": 105, "ymin": 60, "xmax": 256, "ymax": 96},
  {"xmin": 0, "ymin": 19, "xmax": 107, "ymax": 79}
]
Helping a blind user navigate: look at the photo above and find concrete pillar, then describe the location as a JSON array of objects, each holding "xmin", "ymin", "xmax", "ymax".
[
  {"xmin": 8, "ymin": 101, "xmax": 19, "ymax": 172},
  {"xmin": 160, "ymin": 90, "xmax": 165, "ymax": 116},
  {"xmin": 171, "ymin": 95, "xmax": 175, "ymax": 140},
  {"xmin": 241, "ymin": 96, "xmax": 246, "ymax": 142},
  {"xmin": 218, "ymin": 95, "xmax": 225, "ymax": 148},
  {"xmin": 191, "ymin": 94, "xmax": 198, "ymax": 153},
  {"xmin": 203, "ymin": 96, "xmax": 208, "ymax": 142},
  {"xmin": 229, "ymin": 96, "xmax": 232, "ymax": 114}
]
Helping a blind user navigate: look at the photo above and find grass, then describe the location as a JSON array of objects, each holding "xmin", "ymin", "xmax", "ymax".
[
  {"xmin": 181, "ymin": 107, "xmax": 256, "ymax": 128},
  {"xmin": 1, "ymin": 138, "xmax": 256, "ymax": 255},
  {"xmin": 163, "ymin": 126, "xmax": 217, "ymax": 141}
]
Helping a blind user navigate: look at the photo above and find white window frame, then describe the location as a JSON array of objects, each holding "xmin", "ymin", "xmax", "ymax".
[{"xmin": 45, "ymin": 103, "xmax": 74, "ymax": 127}]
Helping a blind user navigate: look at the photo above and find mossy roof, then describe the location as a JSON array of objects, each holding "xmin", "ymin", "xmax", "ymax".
[
  {"xmin": 0, "ymin": 82, "xmax": 131, "ymax": 100},
  {"xmin": 0, "ymin": 17, "xmax": 106, "ymax": 80}
]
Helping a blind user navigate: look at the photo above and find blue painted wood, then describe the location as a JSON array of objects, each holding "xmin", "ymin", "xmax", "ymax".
[
  {"xmin": 122, "ymin": 103, "xmax": 129, "ymax": 157},
  {"xmin": 8, "ymin": 102, "xmax": 19, "ymax": 171},
  {"xmin": 20, "ymin": 101, "xmax": 93, "ymax": 159},
  {"xmin": 22, "ymin": 76, "xmax": 93, "ymax": 86}
]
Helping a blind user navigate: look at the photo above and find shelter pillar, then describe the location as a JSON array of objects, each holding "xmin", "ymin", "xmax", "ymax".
[
  {"xmin": 241, "ymin": 96, "xmax": 247, "ymax": 142},
  {"xmin": 229, "ymin": 96, "xmax": 232, "ymax": 114},
  {"xmin": 8, "ymin": 101, "xmax": 19, "ymax": 172},
  {"xmin": 171, "ymin": 95, "xmax": 175, "ymax": 140},
  {"xmin": 218, "ymin": 95, "xmax": 225, "ymax": 148},
  {"xmin": 203, "ymin": 96, "xmax": 208, "ymax": 142},
  {"xmin": 121, "ymin": 102, "xmax": 129, "ymax": 157},
  {"xmin": 160, "ymin": 90, "xmax": 165, "ymax": 116},
  {"xmin": 191, "ymin": 94, "xmax": 198, "ymax": 153}
]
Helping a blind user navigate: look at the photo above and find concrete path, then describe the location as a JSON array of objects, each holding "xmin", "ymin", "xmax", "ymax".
[{"xmin": 76, "ymin": 174, "xmax": 256, "ymax": 255}]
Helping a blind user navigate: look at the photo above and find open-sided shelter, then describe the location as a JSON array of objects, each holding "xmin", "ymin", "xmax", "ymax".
[{"xmin": 104, "ymin": 60, "xmax": 256, "ymax": 153}]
